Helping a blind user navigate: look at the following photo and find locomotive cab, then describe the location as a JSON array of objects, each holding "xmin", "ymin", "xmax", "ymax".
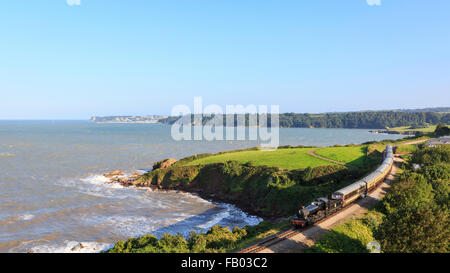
[{"xmin": 295, "ymin": 198, "xmax": 327, "ymax": 220}]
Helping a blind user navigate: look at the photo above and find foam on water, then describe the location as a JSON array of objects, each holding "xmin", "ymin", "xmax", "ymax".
[
  {"xmin": 18, "ymin": 214, "xmax": 35, "ymax": 221},
  {"xmin": 196, "ymin": 209, "xmax": 231, "ymax": 231},
  {"xmin": 32, "ymin": 172, "xmax": 261, "ymax": 252},
  {"xmin": 0, "ymin": 153, "xmax": 15, "ymax": 157},
  {"xmin": 57, "ymin": 174, "xmax": 130, "ymax": 199},
  {"xmin": 29, "ymin": 240, "xmax": 112, "ymax": 253}
]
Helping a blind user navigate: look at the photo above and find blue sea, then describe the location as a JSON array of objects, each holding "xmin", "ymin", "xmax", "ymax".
[{"xmin": 0, "ymin": 121, "xmax": 403, "ymax": 252}]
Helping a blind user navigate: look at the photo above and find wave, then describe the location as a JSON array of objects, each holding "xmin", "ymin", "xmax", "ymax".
[
  {"xmin": 196, "ymin": 209, "xmax": 231, "ymax": 231},
  {"xmin": 80, "ymin": 174, "xmax": 126, "ymax": 190},
  {"xmin": 196, "ymin": 203, "xmax": 263, "ymax": 232},
  {"xmin": 0, "ymin": 153, "xmax": 15, "ymax": 157},
  {"xmin": 0, "ymin": 214, "xmax": 36, "ymax": 226},
  {"xmin": 29, "ymin": 240, "xmax": 112, "ymax": 253},
  {"xmin": 18, "ymin": 214, "xmax": 35, "ymax": 221},
  {"xmin": 38, "ymin": 171, "xmax": 263, "ymax": 252}
]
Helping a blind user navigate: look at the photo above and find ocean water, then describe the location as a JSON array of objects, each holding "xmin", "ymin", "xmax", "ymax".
[{"xmin": 0, "ymin": 121, "xmax": 403, "ymax": 253}]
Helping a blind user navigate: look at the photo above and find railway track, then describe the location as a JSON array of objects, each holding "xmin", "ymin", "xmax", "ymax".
[
  {"xmin": 239, "ymin": 156, "xmax": 399, "ymax": 253},
  {"xmin": 238, "ymin": 228, "xmax": 301, "ymax": 253},
  {"xmin": 238, "ymin": 200, "xmax": 359, "ymax": 253}
]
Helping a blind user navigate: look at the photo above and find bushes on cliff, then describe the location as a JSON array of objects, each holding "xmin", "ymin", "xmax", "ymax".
[
  {"xmin": 105, "ymin": 225, "xmax": 251, "ymax": 253},
  {"xmin": 433, "ymin": 123, "xmax": 450, "ymax": 137},
  {"xmin": 412, "ymin": 145, "xmax": 450, "ymax": 166},
  {"xmin": 381, "ymin": 172, "xmax": 435, "ymax": 214},
  {"xmin": 306, "ymin": 210, "xmax": 383, "ymax": 253},
  {"xmin": 135, "ymin": 158, "xmax": 377, "ymax": 217},
  {"xmin": 376, "ymin": 204, "xmax": 449, "ymax": 253}
]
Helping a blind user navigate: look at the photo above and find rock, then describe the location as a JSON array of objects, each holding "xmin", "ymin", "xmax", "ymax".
[
  {"xmin": 118, "ymin": 177, "xmax": 129, "ymax": 184},
  {"xmin": 71, "ymin": 243, "xmax": 84, "ymax": 251},
  {"xmin": 153, "ymin": 158, "xmax": 177, "ymax": 170},
  {"xmin": 104, "ymin": 170, "xmax": 124, "ymax": 178},
  {"xmin": 129, "ymin": 172, "xmax": 142, "ymax": 180}
]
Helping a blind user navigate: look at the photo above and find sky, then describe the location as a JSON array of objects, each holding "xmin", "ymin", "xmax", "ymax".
[{"xmin": 0, "ymin": 0, "xmax": 449, "ymax": 119}]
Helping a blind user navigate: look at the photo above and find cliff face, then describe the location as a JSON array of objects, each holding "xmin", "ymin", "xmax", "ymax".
[{"xmin": 122, "ymin": 161, "xmax": 372, "ymax": 219}]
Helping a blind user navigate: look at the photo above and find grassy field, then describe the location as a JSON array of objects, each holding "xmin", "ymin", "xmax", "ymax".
[
  {"xmin": 184, "ymin": 148, "xmax": 334, "ymax": 169},
  {"xmin": 396, "ymin": 144, "xmax": 419, "ymax": 154},
  {"xmin": 314, "ymin": 146, "xmax": 367, "ymax": 167},
  {"xmin": 184, "ymin": 146, "xmax": 371, "ymax": 170},
  {"xmin": 367, "ymin": 136, "xmax": 430, "ymax": 154},
  {"xmin": 387, "ymin": 124, "xmax": 442, "ymax": 133}
]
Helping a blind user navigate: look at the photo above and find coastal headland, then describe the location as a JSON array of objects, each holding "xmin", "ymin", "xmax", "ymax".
[
  {"xmin": 108, "ymin": 144, "xmax": 384, "ymax": 219},
  {"xmin": 102, "ymin": 132, "xmax": 449, "ymax": 253}
]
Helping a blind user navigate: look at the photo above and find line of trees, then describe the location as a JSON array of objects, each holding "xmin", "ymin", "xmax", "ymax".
[{"xmin": 159, "ymin": 111, "xmax": 450, "ymax": 129}]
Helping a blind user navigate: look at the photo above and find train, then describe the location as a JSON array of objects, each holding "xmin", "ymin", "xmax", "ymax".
[{"xmin": 292, "ymin": 145, "xmax": 394, "ymax": 228}]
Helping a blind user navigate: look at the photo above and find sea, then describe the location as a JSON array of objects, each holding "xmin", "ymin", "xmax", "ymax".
[{"xmin": 0, "ymin": 121, "xmax": 404, "ymax": 253}]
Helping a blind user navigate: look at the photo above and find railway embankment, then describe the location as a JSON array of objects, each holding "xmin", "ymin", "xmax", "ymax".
[{"xmin": 118, "ymin": 145, "xmax": 381, "ymax": 219}]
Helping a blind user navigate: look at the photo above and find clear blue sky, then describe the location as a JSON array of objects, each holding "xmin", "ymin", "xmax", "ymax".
[{"xmin": 1, "ymin": 0, "xmax": 449, "ymax": 119}]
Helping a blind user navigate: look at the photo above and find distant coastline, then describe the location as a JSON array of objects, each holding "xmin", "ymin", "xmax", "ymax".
[
  {"xmin": 90, "ymin": 115, "xmax": 168, "ymax": 124},
  {"xmin": 90, "ymin": 108, "xmax": 450, "ymax": 129},
  {"xmin": 369, "ymin": 130, "xmax": 417, "ymax": 136}
]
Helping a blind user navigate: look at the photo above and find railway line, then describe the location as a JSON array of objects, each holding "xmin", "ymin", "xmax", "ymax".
[
  {"xmin": 238, "ymin": 228, "xmax": 300, "ymax": 253},
  {"xmin": 237, "ymin": 195, "xmax": 370, "ymax": 253},
  {"xmin": 238, "ymin": 143, "xmax": 412, "ymax": 253}
]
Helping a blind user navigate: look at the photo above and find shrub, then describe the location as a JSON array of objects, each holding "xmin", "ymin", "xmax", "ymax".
[
  {"xmin": 306, "ymin": 219, "xmax": 374, "ymax": 253},
  {"xmin": 381, "ymin": 172, "xmax": 434, "ymax": 214},
  {"xmin": 376, "ymin": 204, "xmax": 449, "ymax": 253}
]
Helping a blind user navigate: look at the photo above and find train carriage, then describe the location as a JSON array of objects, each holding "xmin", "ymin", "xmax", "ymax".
[
  {"xmin": 292, "ymin": 145, "xmax": 395, "ymax": 228},
  {"xmin": 363, "ymin": 172, "xmax": 383, "ymax": 191},
  {"xmin": 331, "ymin": 180, "xmax": 367, "ymax": 206}
]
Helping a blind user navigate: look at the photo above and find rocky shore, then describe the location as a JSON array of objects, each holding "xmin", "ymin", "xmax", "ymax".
[
  {"xmin": 369, "ymin": 129, "xmax": 416, "ymax": 135},
  {"xmin": 100, "ymin": 151, "xmax": 373, "ymax": 221},
  {"xmin": 103, "ymin": 158, "xmax": 179, "ymax": 188},
  {"xmin": 103, "ymin": 170, "xmax": 144, "ymax": 185},
  {"xmin": 101, "ymin": 158, "xmax": 272, "ymax": 219}
]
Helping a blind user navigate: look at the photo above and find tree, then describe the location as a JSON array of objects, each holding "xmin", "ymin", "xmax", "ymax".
[
  {"xmin": 412, "ymin": 145, "xmax": 450, "ymax": 166},
  {"xmin": 434, "ymin": 123, "xmax": 450, "ymax": 136},
  {"xmin": 376, "ymin": 204, "xmax": 449, "ymax": 253},
  {"xmin": 381, "ymin": 172, "xmax": 434, "ymax": 214}
]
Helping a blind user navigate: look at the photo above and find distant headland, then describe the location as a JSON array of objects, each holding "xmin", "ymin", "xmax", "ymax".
[
  {"xmin": 90, "ymin": 115, "xmax": 169, "ymax": 124},
  {"xmin": 90, "ymin": 107, "xmax": 449, "ymax": 129}
]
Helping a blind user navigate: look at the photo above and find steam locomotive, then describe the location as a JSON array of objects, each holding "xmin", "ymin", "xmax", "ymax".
[{"xmin": 292, "ymin": 145, "xmax": 394, "ymax": 228}]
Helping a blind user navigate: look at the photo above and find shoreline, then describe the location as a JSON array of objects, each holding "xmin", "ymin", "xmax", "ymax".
[{"xmin": 110, "ymin": 172, "xmax": 272, "ymax": 221}]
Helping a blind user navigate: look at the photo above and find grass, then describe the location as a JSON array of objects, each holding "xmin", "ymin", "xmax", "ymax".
[
  {"xmin": 305, "ymin": 210, "xmax": 384, "ymax": 253},
  {"xmin": 387, "ymin": 124, "xmax": 442, "ymax": 133},
  {"xmin": 230, "ymin": 220, "xmax": 291, "ymax": 252},
  {"xmin": 314, "ymin": 146, "xmax": 367, "ymax": 167},
  {"xmin": 396, "ymin": 144, "xmax": 419, "ymax": 154},
  {"xmin": 367, "ymin": 136, "xmax": 430, "ymax": 154},
  {"xmin": 183, "ymin": 148, "xmax": 336, "ymax": 170}
]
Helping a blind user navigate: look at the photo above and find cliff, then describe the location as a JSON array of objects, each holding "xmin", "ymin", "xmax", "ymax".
[{"xmin": 120, "ymin": 159, "xmax": 380, "ymax": 219}]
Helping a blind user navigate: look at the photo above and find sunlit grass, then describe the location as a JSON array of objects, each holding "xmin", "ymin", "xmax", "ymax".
[
  {"xmin": 184, "ymin": 148, "xmax": 336, "ymax": 169},
  {"xmin": 314, "ymin": 146, "xmax": 367, "ymax": 167}
]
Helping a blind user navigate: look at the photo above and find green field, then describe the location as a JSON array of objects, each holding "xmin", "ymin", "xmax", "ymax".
[
  {"xmin": 396, "ymin": 144, "xmax": 419, "ymax": 154},
  {"xmin": 314, "ymin": 146, "xmax": 367, "ymax": 167},
  {"xmin": 387, "ymin": 124, "xmax": 443, "ymax": 133},
  {"xmin": 184, "ymin": 146, "xmax": 371, "ymax": 170},
  {"xmin": 184, "ymin": 148, "xmax": 332, "ymax": 169}
]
